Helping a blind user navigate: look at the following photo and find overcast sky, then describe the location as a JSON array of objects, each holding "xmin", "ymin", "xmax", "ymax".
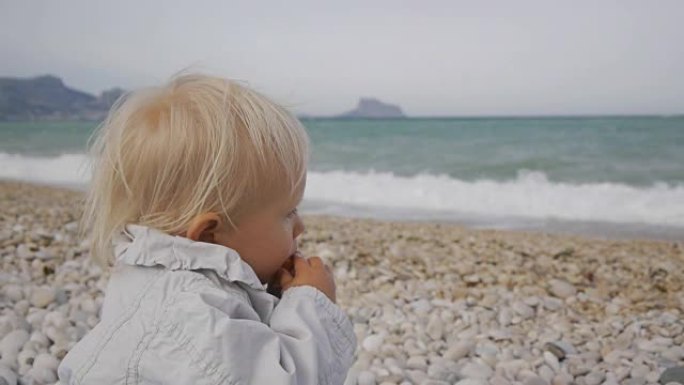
[{"xmin": 1, "ymin": 1, "xmax": 682, "ymax": 116}]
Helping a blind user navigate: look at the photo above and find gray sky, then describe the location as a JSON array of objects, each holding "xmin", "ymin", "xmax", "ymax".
[{"xmin": 1, "ymin": 0, "xmax": 682, "ymax": 116}]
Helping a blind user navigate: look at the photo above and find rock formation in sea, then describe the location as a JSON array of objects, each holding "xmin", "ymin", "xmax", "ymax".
[{"xmin": 337, "ymin": 98, "xmax": 406, "ymax": 118}]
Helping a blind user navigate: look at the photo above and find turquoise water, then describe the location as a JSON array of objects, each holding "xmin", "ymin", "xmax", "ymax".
[
  {"xmin": 1, "ymin": 117, "xmax": 683, "ymax": 238},
  {"xmin": 304, "ymin": 116, "xmax": 684, "ymax": 187},
  {"xmin": 2, "ymin": 117, "xmax": 682, "ymax": 186}
]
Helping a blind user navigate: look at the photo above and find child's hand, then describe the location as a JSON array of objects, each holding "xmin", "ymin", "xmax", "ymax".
[
  {"xmin": 266, "ymin": 256, "xmax": 295, "ymax": 299},
  {"xmin": 271, "ymin": 252, "xmax": 337, "ymax": 304}
]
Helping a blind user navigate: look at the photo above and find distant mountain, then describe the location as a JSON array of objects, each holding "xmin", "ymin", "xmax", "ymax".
[
  {"xmin": 336, "ymin": 97, "xmax": 405, "ymax": 118},
  {"xmin": 0, "ymin": 75, "xmax": 125, "ymax": 121}
]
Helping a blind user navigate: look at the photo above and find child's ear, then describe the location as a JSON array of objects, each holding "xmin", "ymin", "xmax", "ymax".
[{"xmin": 186, "ymin": 212, "xmax": 222, "ymax": 243}]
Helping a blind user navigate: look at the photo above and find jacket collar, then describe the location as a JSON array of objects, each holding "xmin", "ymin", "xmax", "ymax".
[{"xmin": 112, "ymin": 224, "xmax": 265, "ymax": 291}]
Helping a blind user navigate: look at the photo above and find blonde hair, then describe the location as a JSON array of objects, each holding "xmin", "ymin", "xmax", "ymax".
[{"xmin": 80, "ymin": 73, "xmax": 309, "ymax": 270}]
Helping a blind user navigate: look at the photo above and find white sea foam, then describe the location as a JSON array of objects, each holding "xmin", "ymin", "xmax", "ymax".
[
  {"xmin": 0, "ymin": 152, "xmax": 90, "ymax": 188},
  {"xmin": 305, "ymin": 170, "xmax": 684, "ymax": 228},
  {"xmin": 1, "ymin": 152, "xmax": 683, "ymax": 228}
]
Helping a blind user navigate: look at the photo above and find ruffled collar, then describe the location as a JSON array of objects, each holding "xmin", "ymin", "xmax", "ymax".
[{"xmin": 112, "ymin": 224, "xmax": 265, "ymax": 291}]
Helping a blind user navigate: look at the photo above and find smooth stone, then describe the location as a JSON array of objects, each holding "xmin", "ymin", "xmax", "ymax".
[
  {"xmin": 445, "ymin": 340, "xmax": 474, "ymax": 361},
  {"xmin": 427, "ymin": 362, "xmax": 459, "ymax": 383},
  {"xmin": 15, "ymin": 244, "xmax": 32, "ymax": 259},
  {"xmin": 0, "ymin": 314, "xmax": 30, "ymax": 336},
  {"xmin": 0, "ymin": 329, "xmax": 30, "ymax": 356},
  {"xmin": 548, "ymin": 279, "xmax": 576, "ymax": 298},
  {"xmin": 662, "ymin": 347, "xmax": 684, "ymax": 362},
  {"xmin": 543, "ymin": 297, "xmax": 564, "ymax": 311},
  {"xmin": 551, "ymin": 373, "xmax": 573, "ymax": 385},
  {"xmin": 455, "ymin": 380, "xmax": 486, "ymax": 385},
  {"xmin": 523, "ymin": 375, "xmax": 548, "ymax": 385},
  {"xmin": 34, "ymin": 248, "xmax": 56, "ymax": 260},
  {"xmin": 637, "ymin": 339, "xmax": 665, "ymax": 353},
  {"xmin": 34, "ymin": 353, "xmax": 60, "ymax": 371},
  {"xmin": 490, "ymin": 329, "xmax": 512, "ymax": 341},
  {"xmin": 567, "ymin": 359, "xmax": 591, "ymax": 377},
  {"xmin": 538, "ymin": 364, "xmax": 555, "ymax": 382},
  {"xmin": 411, "ymin": 299, "xmax": 432, "ymax": 314},
  {"xmin": 26, "ymin": 309, "xmax": 48, "ymax": 331},
  {"xmin": 600, "ymin": 376, "xmax": 619, "ymax": 385},
  {"xmin": 357, "ymin": 370, "xmax": 376, "ymax": 385},
  {"xmin": 512, "ymin": 302, "xmax": 535, "ymax": 319},
  {"xmin": 54, "ymin": 288, "xmax": 69, "ymax": 305},
  {"xmin": 421, "ymin": 380, "xmax": 450, "ymax": 385},
  {"xmin": 0, "ymin": 363, "xmax": 17, "ymax": 385},
  {"xmin": 426, "ymin": 315, "xmax": 444, "ymax": 341},
  {"xmin": 624, "ymin": 378, "xmax": 646, "ymax": 385},
  {"xmin": 544, "ymin": 341, "xmax": 576, "ymax": 360},
  {"xmin": 660, "ymin": 367, "xmax": 684, "ymax": 385},
  {"xmin": 30, "ymin": 287, "xmax": 56, "ymax": 308},
  {"xmin": 362, "ymin": 334, "xmax": 384, "ymax": 353},
  {"xmin": 3, "ymin": 285, "xmax": 23, "ymax": 302},
  {"xmin": 543, "ymin": 351, "xmax": 560, "ymax": 372},
  {"xmin": 14, "ymin": 301, "xmax": 30, "ymax": 317},
  {"xmin": 460, "ymin": 362, "xmax": 493, "ymax": 380},
  {"xmin": 490, "ymin": 375, "xmax": 512, "ymax": 385},
  {"xmin": 407, "ymin": 369, "xmax": 428, "ymax": 384},
  {"xmin": 497, "ymin": 308, "xmax": 512, "ymax": 326},
  {"xmin": 584, "ymin": 371, "xmax": 606, "ymax": 385},
  {"xmin": 80, "ymin": 298, "xmax": 99, "ymax": 314},
  {"xmin": 407, "ymin": 356, "xmax": 428, "ymax": 371},
  {"xmin": 631, "ymin": 364, "xmax": 650, "ymax": 379},
  {"xmin": 26, "ymin": 366, "xmax": 57, "ymax": 384}
]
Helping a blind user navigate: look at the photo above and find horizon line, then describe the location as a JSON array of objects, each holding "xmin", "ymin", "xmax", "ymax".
[{"xmin": 298, "ymin": 113, "xmax": 684, "ymax": 120}]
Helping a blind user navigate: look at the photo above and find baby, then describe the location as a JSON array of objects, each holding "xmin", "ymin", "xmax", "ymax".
[{"xmin": 57, "ymin": 73, "xmax": 357, "ymax": 384}]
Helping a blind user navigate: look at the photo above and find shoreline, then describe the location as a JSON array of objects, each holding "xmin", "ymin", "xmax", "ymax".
[
  {"xmin": 1, "ymin": 179, "xmax": 683, "ymax": 384},
  {"xmin": 3, "ymin": 177, "xmax": 681, "ymax": 244}
]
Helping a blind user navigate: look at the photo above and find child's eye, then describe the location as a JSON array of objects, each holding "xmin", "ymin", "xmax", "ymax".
[{"xmin": 287, "ymin": 208, "xmax": 298, "ymax": 218}]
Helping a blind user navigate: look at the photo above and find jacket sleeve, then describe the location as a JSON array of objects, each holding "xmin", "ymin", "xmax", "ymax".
[{"xmin": 162, "ymin": 284, "xmax": 357, "ymax": 385}]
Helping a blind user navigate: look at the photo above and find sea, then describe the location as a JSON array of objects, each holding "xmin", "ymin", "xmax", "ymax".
[{"xmin": 1, "ymin": 116, "xmax": 682, "ymax": 240}]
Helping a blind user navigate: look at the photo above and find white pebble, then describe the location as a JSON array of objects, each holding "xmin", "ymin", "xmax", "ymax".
[
  {"xmin": 512, "ymin": 302, "xmax": 535, "ymax": 319},
  {"xmin": 362, "ymin": 334, "xmax": 384, "ymax": 353},
  {"xmin": 455, "ymin": 379, "xmax": 486, "ymax": 385},
  {"xmin": 3, "ymin": 285, "xmax": 24, "ymax": 302},
  {"xmin": 460, "ymin": 362, "xmax": 493, "ymax": 380},
  {"xmin": 0, "ymin": 362, "xmax": 18, "ymax": 385},
  {"xmin": 33, "ymin": 353, "xmax": 60, "ymax": 371},
  {"xmin": 407, "ymin": 356, "xmax": 428, "ymax": 371},
  {"xmin": 444, "ymin": 340, "xmax": 473, "ymax": 361},
  {"xmin": 426, "ymin": 315, "xmax": 444, "ymax": 341},
  {"xmin": 30, "ymin": 287, "xmax": 56, "ymax": 308},
  {"xmin": 543, "ymin": 351, "xmax": 560, "ymax": 372},
  {"xmin": 548, "ymin": 279, "xmax": 576, "ymax": 299},
  {"xmin": 357, "ymin": 370, "xmax": 376, "ymax": 385},
  {"xmin": 26, "ymin": 366, "xmax": 57, "ymax": 385},
  {"xmin": 0, "ymin": 329, "xmax": 30, "ymax": 358}
]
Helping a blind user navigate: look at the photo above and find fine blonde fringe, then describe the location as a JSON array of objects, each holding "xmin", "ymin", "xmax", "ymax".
[{"xmin": 79, "ymin": 73, "xmax": 309, "ymax": 270}]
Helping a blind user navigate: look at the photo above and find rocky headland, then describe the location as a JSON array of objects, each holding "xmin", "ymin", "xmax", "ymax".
[{"xmin": 0, "ymin": 75, "xmax": 124, "ymax": 121}]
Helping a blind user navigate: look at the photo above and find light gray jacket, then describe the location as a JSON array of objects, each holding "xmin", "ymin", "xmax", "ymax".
[{"xmin": 57, "ymin": 224, "xmax": 357, "ymax": 385}]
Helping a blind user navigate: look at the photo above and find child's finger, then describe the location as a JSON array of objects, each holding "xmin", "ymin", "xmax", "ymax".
[
  {"xmin": 292, "ymin": 255, "xmax": 310, "ymax": 272},
  {"xmin": 308, "ymin": 256, "xmax": 324, "ymax": 269},
  {"xmin": 278, "ymin": 267, "xmax": 294, "ymax": 287}
]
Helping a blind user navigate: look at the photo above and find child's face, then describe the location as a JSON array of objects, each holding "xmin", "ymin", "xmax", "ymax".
[{"xmin": 216, "ymin": 179, "xmax": 306, "ymax": 284}]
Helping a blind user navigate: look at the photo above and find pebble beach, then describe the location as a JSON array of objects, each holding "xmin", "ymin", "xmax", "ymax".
[{"xmin": 0, "ymin": 180, "xmax": 682, "ymax": 385}]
